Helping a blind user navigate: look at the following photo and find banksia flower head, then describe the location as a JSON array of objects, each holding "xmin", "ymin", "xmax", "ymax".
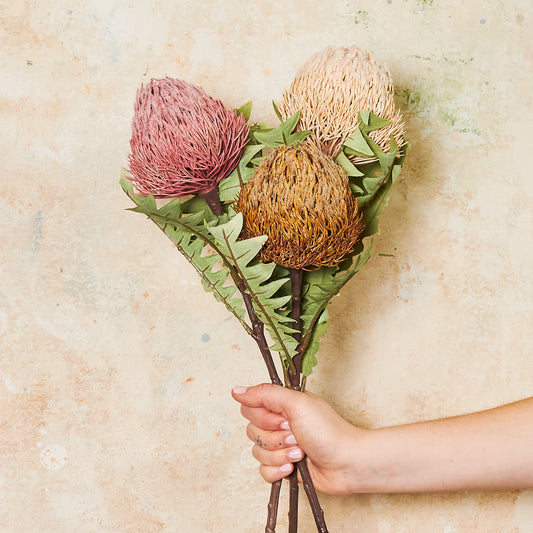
[
  {"xmin": 128, "ymin": 77, "xmax": 249, "ymax": 200},
  {"xmin": 277, "ymin": 46, "xmax": 405, "ymax": 162},
  {"xmin": 235, "ymin": 142, "xmax": 364, "ymax": 270}
]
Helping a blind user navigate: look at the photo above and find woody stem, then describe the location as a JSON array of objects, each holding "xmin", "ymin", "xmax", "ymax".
[
  {"xmin": 204, "ymin": 196, "xmax": 283, "ymax": 531},
  {"xmin": 200, "ymin": 188, "xmax": 224, "ymax": 216},
  {"xmin": 288, "ymin": 267, "xmax": 329, "ymax": 533}
]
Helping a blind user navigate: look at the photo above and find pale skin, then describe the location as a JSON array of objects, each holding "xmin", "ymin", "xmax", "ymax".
[{"xmin": 232, "ymin": 384, "xmax": 533, "ymax": 495}]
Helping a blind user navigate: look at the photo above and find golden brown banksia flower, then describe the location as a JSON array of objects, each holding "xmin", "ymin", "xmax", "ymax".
[
  {"xmin": 235, "ymin": 143, "xmax": 364, "ymax": 269},
  {"xmin": 277, "ymin": 45, "xmax": 405, "ymax": 162}
]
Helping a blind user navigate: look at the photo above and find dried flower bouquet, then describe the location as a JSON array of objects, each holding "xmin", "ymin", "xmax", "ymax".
[{"xmin": 120, "ymin": 45, "xmax": 408, "ymax": 532}]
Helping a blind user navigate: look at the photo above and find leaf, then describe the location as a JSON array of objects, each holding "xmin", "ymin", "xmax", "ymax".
[
  {"xmin": 297, "ymin": 239, "xmax": 373, "ymax": 376},
  {"xmin": 120, "ymin": 175, "xmax": 251, "ymax": 335},
  {"xmin": 365, "ymin": 134, "xmax": 398, "ymax": 174},
  {"xmin": 254, "ymin": 110, "xmax": 312, "ymax": 148},
  {"xmin": 301, "ymin": 309, "xmax": 328, "ymax": 376},
  {"xmin": 236, "ymin": 101, "xmax": 253, "ymax": 122},
  {"xmin": 272, "ymin": 100, "xmax": 283, "ymax": 121},
  {"xmin": 360, "ymin": 111, "xmax": 391, "ymax": 133},
  {"xmin": 297, "ymin": 110, "xmax": 408, "ymax": 375},
  {"xmin": 219, "ymin": 143, "xmax": 264, "ymax": 202},
  {"xmin": 343, "ymin": 128, "xmax": 374, "ymax": 157},
  {"xmin": 335, "ymin": 150, "xmax": 364, "ymax": 177},
  {"xmin": 208, "ymin": 214, "xmax": 298, "ymax": 363}
]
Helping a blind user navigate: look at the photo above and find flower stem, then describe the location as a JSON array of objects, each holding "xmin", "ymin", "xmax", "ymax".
[
  {"xmin": 288, "ymin": 267, "xmax": 329, "ymax": 533},
  {"xmin": 288, "ymin": 268, "xmax": 303, "ymax": 531},
  {"xmin": 203, "ymin": 194, "xmax": 284, "ymax": 531},
  {"xmin": 297, "ymin": 460, "xmax": 328, "ymax": 533},
  {"xmin": 288, "ymin": 469, "xmax": 299, "ymax": 533},
  {"xmin": 200, "ymin": 187, "xmax": 224, "ymax": 216},
  {"xmin": 288, "ymin": 268, "xmax": 303, "ymax": 389},
  {"xmin": 265, "ymin": 480, "xmax": 282, "ymax": 533},
  {"xmin": 238, "ymin": 279, "xmax": 283, "ymax": 387},
  {"xmin": 238, "ymin": 281, "xmax": 284, "ymax": 532}
]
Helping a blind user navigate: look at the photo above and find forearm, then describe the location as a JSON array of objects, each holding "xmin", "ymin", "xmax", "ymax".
[{"xmin": 351, "ymin": 397, "xmax": 533, "ymax": 493}]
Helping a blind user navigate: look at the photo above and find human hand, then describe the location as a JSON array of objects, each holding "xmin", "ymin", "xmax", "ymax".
[{"xmin": 232, "ymin": 383, "xmax": 368, "ymax": 495}]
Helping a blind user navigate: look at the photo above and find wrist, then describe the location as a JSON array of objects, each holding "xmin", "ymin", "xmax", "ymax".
[{"xmin": 341, "ymin": 426, "xmax": 396, "ymax": 494}]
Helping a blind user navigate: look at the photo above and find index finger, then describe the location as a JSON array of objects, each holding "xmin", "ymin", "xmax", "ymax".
[
  {"xmin": 231, "ymin": 383, "xmax": 303, "ymax": 420},
  {"xmin": 240, "ymin": 405, "xmax": 288, "ymax": 431}
]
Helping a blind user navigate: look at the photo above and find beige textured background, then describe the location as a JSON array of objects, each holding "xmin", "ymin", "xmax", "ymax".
[{"xmin": 1, "ymin": 0, "xmax": 532, "ymax": 531}]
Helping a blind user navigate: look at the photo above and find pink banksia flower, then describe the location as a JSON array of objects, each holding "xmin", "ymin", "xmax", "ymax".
[{"xmin": 128, "ymin": 77, "xmax": 249, "ymax": 213}]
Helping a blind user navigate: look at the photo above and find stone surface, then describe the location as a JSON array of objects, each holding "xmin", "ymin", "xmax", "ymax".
[{"xmin": 1, "ymin": 0, "xmax": 532, "ymax": 531}]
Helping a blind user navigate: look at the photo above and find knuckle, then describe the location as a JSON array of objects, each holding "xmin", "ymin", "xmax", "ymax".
[
  {"xmin": 260, "ymin": 465, "xmax": 279, "ymax": 484},
  {"xmin": 251, "ymin": 445, "xmax": 262, "ymax": 462},
  {"xmin": 255, "ymin": 383, "xmax": 273, "ymax": 395}
]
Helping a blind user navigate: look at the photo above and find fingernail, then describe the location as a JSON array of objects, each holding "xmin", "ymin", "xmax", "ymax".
[
  {"xmin": 280, "ymin": 420, "xmax": 290, "ymax": 430},
  {"xmin": 285, "ymin": 434, "xmax": 297, "ymax": 446},
  {"xmin": 232, "ymin": 386, "xmax": 248, "ymax": 394},
  {"xmin": 288, "ymin": 448, "xmax": 302, "ymax": 460},
  {"xmin": 280, "ymin": 463, "xmax": 292, "ymax": 473}
]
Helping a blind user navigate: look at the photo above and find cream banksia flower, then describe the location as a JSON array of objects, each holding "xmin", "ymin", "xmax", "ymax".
[
  {"xmin": 235, "ymin": 142, "xmax": 364, "ymax": 270},
  {"xmin": 128, "ymin": 77, "xmax": 249, "ymax": 207},
  {"xmin": 277, "ymin": 45, "xmax": 405, "ymax": 162}
]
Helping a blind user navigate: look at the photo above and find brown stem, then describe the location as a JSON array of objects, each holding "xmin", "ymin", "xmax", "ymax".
[
  {"xmin": 265, "ymin": 480, "xmax": 282, "ymax": 533},
  {"xmin": 238, "ymin": 282, "xmax": 284, "ymax": 531},
  {"xmin": 287, "ymin": 268, "xmax": 303, "ymax": 530},
  {"xmin": 238, "ymin": 280, "xmax": 283, "ymax": 387},
  {"xmin": 288, "ymin": 470, "xmax": 299, "ymax": 533},
  {"xmin": 289, "ymin": 268, "xmax": 330, "ymax": 533},
  {"xmin": 288, "ymin": 268, "xmax": 303, "ymax": 390},
  {"xmin": 200, "ymin": 187, "xmax": 224, "ymax": 216},
  {"xmin": 239, "ymin": 281, "xmax": 284, "ymax": 531},
  {"xmin": 297, "ymin": 460, "xmax": 328, "ymax": 533},
  {"xmin": 203, "ymin": 200, "xmax": 283, "ymax": 530}
]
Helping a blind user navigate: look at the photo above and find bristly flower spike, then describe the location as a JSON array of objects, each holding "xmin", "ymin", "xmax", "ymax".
[
  {"xmin": 128, "ymin": 77, "xmax": 249, "ymax": 213},
  {"xmin": 277, "ymin": 45, "xmax": 405, "ymax": 163},
  {"xmin": 235, "ymin": 142, "xmax": 364, "ymax": 270}
]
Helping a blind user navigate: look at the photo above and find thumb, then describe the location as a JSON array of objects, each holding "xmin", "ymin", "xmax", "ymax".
[{"xmin": 232, "ymin": 383, "xmax": 303, "ymax": 419}]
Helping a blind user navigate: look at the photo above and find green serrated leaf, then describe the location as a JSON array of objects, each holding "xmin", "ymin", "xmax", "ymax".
[
  {"xmin": 336, "ymin": 150, "xmax": 364, "ymax": 177},
  {"xmin": 297, "ymin": 235, "xmax": 374, "ymax": 376},
  {"xmin": 253, "ymin": 110, "xmax": 312, "ymax": 148},
  {"xmin": 121, "ymin": 183, "xmax": 252, "ymax": 335},
  {"xmin": 129, "ymin": 194, "xmax": 158, "ymax": 214},
  {"xmin": 272, "ymin": 100, "xmax": 283, "ymax": 121},
  {"xmin": 281, "ymin": 110, "xmax": 301, "ymax": 136},
  {"xmin": 364, "ymin": 133, "xmax": 398, "ymax": 174},
  {"xmin": 359, "ymin": 110, "xmax": 370, "ymax": 126},
  {"xmin": 361, "ymin": 111, "xmax": 392, "ymax": 133},
  {"xmin": 236, "ymin": 101, "xmax": 253, "ymax": 122},
  {"xmin": 349, "ymin": 181, "xmax": 366, "ymax": 195},
  {"xmin": 392, "ymin": 164, "xmax": 403, "ymax": 183},
  {"xmin": 219, "ymin": 143, "xmax": 264, "ymax": 203},
  {"xmin": 289, "ymin": 131, "xmax": 313, "ymax": 144},
  {"xmin": 301, "ymin": 308, "xmax": 329, "ymax": 376},
  {"xmin": 208, "ymin": 214, "xmax": 298, "ymax": 362},
  {"xmin": 343, "ymin": 128, "xmax": 374, "ymax": 157}
]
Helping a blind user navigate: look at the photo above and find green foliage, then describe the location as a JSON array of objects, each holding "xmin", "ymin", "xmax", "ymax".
[
  {"xmin": 219, "ymin": 144, "xmax": 264, "ymax": 202},
  {"xmin": 120, "ymin": 108, "xmax": 408, "ymax": 379},
  {"xmin": 121, "ymin": 176, "xmax": 298, "ymax": 365},
  {"xmin": 298, "ymin": 111, "xmax": 408, "ymax": 375},
  {"xmin": 120, "ymin": 175, "xmax": 250, "ymax": 333},
  {"xmin": 236, "ymin": 101, "xmax": 253, "ymax": 122},
  {"xmin": 253, "ymin": 109, "xmax": 312, "ymax": 148},
  {"xmin": 208, "ymin": 214, "xmax": 298, "ymax": 364}
]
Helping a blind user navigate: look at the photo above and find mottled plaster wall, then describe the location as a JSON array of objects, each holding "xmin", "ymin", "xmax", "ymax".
[{"xmin": 1, "ymin": 0, "xmax": 532, "ymax": 531}]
